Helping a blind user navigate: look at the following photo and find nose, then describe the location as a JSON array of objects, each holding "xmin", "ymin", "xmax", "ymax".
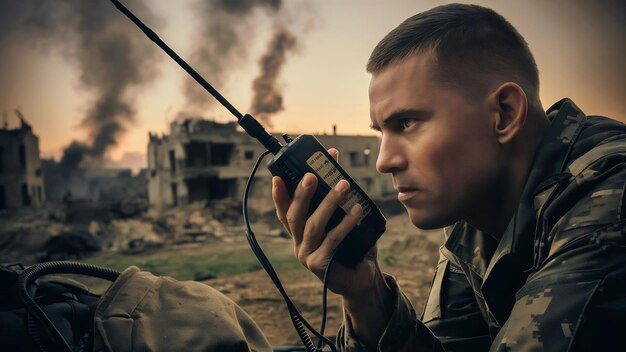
[{"xmin": 376, "ymin": 134, "xmax": 406, "ymax": 174}]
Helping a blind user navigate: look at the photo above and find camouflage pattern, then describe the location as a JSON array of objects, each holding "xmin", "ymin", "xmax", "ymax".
[{"xmin": 338, "ymin": 99, "xmax": 626, "ymax": 351}]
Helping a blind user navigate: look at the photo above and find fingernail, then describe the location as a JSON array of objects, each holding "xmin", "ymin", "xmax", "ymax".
[
  {"xmin": 272, "ymin": 177, "xmax": 277, "ymax": 188},
  {"xmin": 334, "ymin": 180, "xmax": 349, "ymax": 193},
  {"xmin": 350, "ymin": 203, "xmax": 362, "ymax": 216},
  {"xmin": 302, "ymin": 174, "xmax": 313, "ymax": 188}
]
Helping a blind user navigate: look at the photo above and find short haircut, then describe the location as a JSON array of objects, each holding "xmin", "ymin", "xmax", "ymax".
[{"xmin": 367, "ymin": 4, "xmax": 540, "ymax": 101}]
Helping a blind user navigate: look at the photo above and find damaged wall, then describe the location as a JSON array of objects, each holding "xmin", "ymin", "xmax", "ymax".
[
  {"xmin": 42, "ymin": 161, "xmax": 147, "ymax": 204},
  {"xmin": 147, "ymin": 119, "xmax": 391, "ymax": 210},
  {"xmin": 0, "ymin": 118, "xmax": 45, "ymax": 210}
]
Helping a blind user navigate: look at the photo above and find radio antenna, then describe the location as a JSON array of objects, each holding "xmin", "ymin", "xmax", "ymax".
[
  {"xmin": 110, "ymin": 0, "xmax": 242, "ymax": 119},
  {"xmin": 109, "ymin": 0, "xmax": 282, "ymax": 154}
]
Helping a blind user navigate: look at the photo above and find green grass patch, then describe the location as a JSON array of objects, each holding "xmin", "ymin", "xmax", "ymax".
[{"xmin": 81, "ymin": 248, "xmax": 304, "ymax": 281}]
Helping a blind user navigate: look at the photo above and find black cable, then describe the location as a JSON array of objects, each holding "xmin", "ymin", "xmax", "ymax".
[
  {"xmin": 317, "ymin": 253, "xmax": 336, "ymax": 351},
  {"xmin": 243, "ymin": 151, "xmax": 338, "ymax": 352},
  {"xmin": 17, "ymin": 261, "xmax": 120, "ymax": 352}
]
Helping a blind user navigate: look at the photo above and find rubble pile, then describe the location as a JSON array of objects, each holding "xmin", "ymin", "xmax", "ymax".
[
  {"xmin": 0, "ymin": 205, "xmax": 70, "ymax": 263},
  {"xmin": 103, "ymin": 219, "xmax": 163, "ymax": 253},
  {"xmin": 40, "ymin": 230, "xmax": 101, "ymax": 261},
  {"xmin": 148, "ymin": 200, "xmax": 275, "ymax": 244},
  {"xmin": 0, "ymin": 198, "xmax": 288, "ymax": 264}
]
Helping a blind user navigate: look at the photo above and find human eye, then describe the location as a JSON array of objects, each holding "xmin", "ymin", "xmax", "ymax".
[{"xmin": 399, "ymin": 118, "xmax": 418, "ymax": 130}]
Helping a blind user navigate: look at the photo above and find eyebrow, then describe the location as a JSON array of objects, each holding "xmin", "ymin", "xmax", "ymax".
[{"xmin": 370, "ymin": 109, "xmax": 431, "ymax": 131}]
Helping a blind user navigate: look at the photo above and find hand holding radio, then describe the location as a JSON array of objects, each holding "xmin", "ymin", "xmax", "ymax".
[{"xmin": 272, "ymin": 149, "xmax": 385, "ymax": 298}]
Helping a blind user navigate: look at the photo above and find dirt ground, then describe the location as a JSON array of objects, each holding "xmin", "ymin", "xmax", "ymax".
[
  {"xmin": 1, "ymin": 202, "xmax": 443, "ymax": 347},
  {"xmin": 204, "ymin": 213, "xmax": 443, "ymax": 346}
]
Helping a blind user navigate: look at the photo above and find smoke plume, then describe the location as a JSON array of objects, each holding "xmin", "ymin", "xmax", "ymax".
[
  {"xmin": 250, "ymin": 28, "xmax": 297, "ymax": 127},
  {"xmin": 0, "ymin": 0, "xmax": 161, "ymax": 172},
  {"xmin": 183, "ymin": 0, "xmax": 284, "ymax": 116}
]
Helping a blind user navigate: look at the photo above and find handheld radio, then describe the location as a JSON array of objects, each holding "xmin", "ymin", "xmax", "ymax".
[
  {"xmin": 267, "ymin": 134, "xmax": 385, "ymax": 267},
  {"xmin": 109, "ymin": 0, "xmax": 386, "ymax": 267}
]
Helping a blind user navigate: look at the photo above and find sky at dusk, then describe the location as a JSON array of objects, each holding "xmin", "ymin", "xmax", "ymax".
[{"xmin": 1, "ymin": 0, "xmax": 624, "ymax": 170}]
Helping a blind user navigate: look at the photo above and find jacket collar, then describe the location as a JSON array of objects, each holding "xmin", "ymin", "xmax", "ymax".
[
  {"xmin": 442, "ymin": 98, "xmax": 588, "ymax": 323},
  {"xmin": 485, "ymin": 98, "xmax": 587, "ymax": 273}
]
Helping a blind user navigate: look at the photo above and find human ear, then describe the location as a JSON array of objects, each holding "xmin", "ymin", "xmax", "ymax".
[{"xmin": 490, "ymin": 82, "xmax": 528, "ymax": 145}]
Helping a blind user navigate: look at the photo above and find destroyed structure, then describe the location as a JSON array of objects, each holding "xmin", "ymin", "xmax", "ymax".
[
  {"xmin": 0, "ymin": 114, "xmax": 45, "ymax": 209},
  {"xmin": 43, "ymin": 163, "xmax": 146, "ymax": 204},
  {"xmin": 148, "ymin": 120, "xmax": 392, "ymax": 210}
]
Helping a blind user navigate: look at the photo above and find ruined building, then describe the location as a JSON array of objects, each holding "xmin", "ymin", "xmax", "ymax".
[
  {"xmin": 0, "ymin": 115, "xmax": 45, "ymax": 209},
  {"xmin": 42, "ymin": 164, "xmax": 145, "ymax": 204},
  {"xmin": 147, "ymin": 120, "xmax": 392, "ymax": 210}
]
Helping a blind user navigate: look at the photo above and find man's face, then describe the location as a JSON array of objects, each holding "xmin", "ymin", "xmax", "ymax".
[{"xmin": 369, "ymin": 53, "xmax": 504, "ymax": 229}]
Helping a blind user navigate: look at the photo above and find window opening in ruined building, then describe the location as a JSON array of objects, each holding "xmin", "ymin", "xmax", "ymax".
[
  {"xmin": 185, "ymin": 177, "xmax": 236, "ymax": 202},
  {"xmin": 0, "ymin": 147, "xmax": 3, "ymax": 173},
  {"xmin": 37, "ymin": 186, "xmax": 43, "ymax": 203},
  {"xmin": 19, "ymin": 144, "xmax": 26, "ymax": 171},
  {"xmin": 349, "ymin": 151, "xmax": 362, "ymax": 167},
  {"xmin": 0, "ymin": 185, "xmax": 5, "ymax": 209},
  {"xmin": 171, "ymin": 182, "xmax": 178, "ymax": 206},
  {"xmin": 362, "ymin": 177, "xmax": 373, "ymax": 192},
  {"xmin": 382, "ymin": 178, "xmax": 395, "ymax": 196},
  {"xmin": 21, "ymin": 183, "xmax": 30, "ymax": 206},
  {"xmin": 244, "ymin": 150, "xmax": 254, "ymax": 160},
  {"xmin": 169, "ymin": 150, "xmax": 176, "ymax": 173},
  {"xmin": 349, "ymin": 151, "xmax": 357, "ymax": 166},
  {"xmin": 210, "ymin": 143, "xmax": 234, "ymax": 166},
  {"xmin": 185, "ymin": 142, "xmax": 209, "ymax": 167},
  {"xmin": 350, "ymin": 147, "xmax": 371, "ymax": 167}
]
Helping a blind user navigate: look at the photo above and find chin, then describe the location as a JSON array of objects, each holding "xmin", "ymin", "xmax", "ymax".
[{"xmin": 406, "ymin": 208, "xmax": 455, "ymax": 230}]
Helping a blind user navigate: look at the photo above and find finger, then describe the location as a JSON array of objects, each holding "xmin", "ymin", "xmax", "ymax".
[
  {"xmin": 328, "ymin": 148, "xmax": 339, "ymax": 162},
  {"xmin": 316, "ymin": 203, "xmax": 362, "ymax": 257},
  {"xmin": 286, "ymin": 173, "xmax": 318, "ymax": 247},
  {"xmin": 299, "ymin": 178, "xmax": 350, "ymax": 255},
  {"xmin": 272, "ymin": 176, "xmax": 292, "ymax": 234}
]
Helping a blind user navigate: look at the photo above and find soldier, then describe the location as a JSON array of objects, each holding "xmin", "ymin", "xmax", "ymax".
[{"xmin": 272, "ymin": 4, "xmax": 626, "ymax": 351}]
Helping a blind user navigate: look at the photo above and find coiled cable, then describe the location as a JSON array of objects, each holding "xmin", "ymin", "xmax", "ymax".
[
  {"xmin": 17, "ymin": 261, "xmax": 120, "ymax": 352},
  {"xmin": 243, "ymin": 151, "xmax": 338, "ymax": 352}
]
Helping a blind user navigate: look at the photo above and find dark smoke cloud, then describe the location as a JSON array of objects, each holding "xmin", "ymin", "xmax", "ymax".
[
  {"xmin": 217, "ymin": 0, "xmax": 281, "ymax": 14},
  {"xmin": 182, "ymin": 0, "xmax": 283, "ymax": 116},
  {"xmin": 250, "ymin": 28, "xmax": 296, "ymax": 127},
  {"xmin": 0, "ymin": 0, "xmax": 161, "ymax": 172}
]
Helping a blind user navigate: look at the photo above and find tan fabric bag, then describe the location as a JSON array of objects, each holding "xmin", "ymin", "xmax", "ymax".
[{"xmin": 93, "ymin": 266, "xmax": 272, "ymax": 352}]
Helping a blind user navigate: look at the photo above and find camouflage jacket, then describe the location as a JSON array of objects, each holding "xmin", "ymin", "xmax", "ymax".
[{"xmin": 339, "ymin": 99, "xmax": 626, "ymax": 351}]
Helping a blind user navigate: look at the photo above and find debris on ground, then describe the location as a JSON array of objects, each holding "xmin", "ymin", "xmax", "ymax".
[
  {"xmin": 0, "ymin": 198, "xmax": 286, "ymax": 263},
  {"xmin": 0, "ymin": 196, "xmax": 443, "ymax": 345},
  {"xmin": 40, "ymin": 230, "xmax": 101, "ymax": 261}
]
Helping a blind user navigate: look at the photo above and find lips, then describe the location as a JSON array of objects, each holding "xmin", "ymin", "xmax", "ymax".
[{"xmin": 396, "ymin": 186, "xmax": 420, "ymax": 202}]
